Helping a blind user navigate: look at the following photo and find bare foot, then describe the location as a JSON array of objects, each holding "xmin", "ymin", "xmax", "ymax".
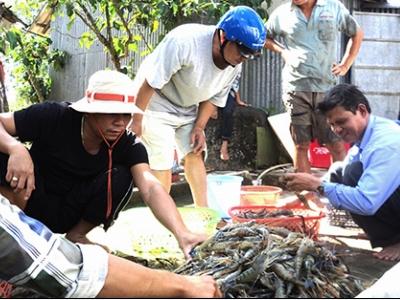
[
  {"xmin": 220, "ymin": 141, "xmax": 229, "ymax": 161},
  {"xmin": 66, "ymin": 233, "xmax": 110, "ymax": 253},
  {"xmin": 373, "ymin": 242, "xmax": 400, "ymax": 261}
]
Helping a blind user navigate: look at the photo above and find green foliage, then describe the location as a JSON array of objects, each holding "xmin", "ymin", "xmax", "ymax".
[
  {"xmin": 1, "ymin": 0, "xmax": 271, "ymax": 107},
  {"xmin": 156, "ymin": 0, "xmax": 269, "ymax": 31},
  {"xmin": 0, "ymin": 27, "xmax": 67, "ymax": 105},
  {"xmin": 41, "ymin": 0, "xmax": 271, "ymax": 76}
]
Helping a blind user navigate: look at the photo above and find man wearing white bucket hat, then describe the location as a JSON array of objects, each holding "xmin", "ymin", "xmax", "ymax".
[{"xmin": 0, "ymin": 69, "xmax": 206, "ymax": 258}]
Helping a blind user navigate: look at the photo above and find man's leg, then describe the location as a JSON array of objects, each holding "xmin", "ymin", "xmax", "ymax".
[
  {"xmin": 151, "ymin": 169, "xmax": 172, "ymax": 193},
  {"xmin": 325, "ymin": 140, "xmax": 347, "ymax": 162},
  {"xmin": 183, "ymin": 152, "xmax": 207, "ymax": 207},
  {"xmin": 293, "ymin": 141, "xmax": 311, "ymax": 173},
  {"xmin": 0, "ymin": 186, "xmax": 27, "ymax": 209},
  {"xmin": 337, "ymin": 161, "xmax": 400, "ymax": 260},
  {"xmin": 220, "ymin": 140, "xmax": 230, "ymax": 161},
  {"xmin": 70, "ymin": 166, "xmax": 133, "ymax": 242},
  {"xmin": 315, "ymin": 92, "xmax": 346, "ymax": 163},
  {"xmin": 65, "ymin": 219, "xmax": 110, "ymax": 252},
  {"xmin": 140, "ymin": 110, "xmax": 177, "ymax": 194},
  {"xmin": 282, "ymin": 91, "xmax": 313, "ymax": 173},
  {"xmin": 219, "ymin": 93, "xmax": 236, "ymax": 161}
]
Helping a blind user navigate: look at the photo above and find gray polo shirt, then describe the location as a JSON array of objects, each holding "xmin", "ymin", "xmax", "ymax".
[{"xmin": 266, "ymin": 0, "xmax": 359, "ymax": 93}]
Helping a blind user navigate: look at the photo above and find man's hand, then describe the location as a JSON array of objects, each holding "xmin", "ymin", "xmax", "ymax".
[
  {"xmin": 236, "ymin": 99, "xmax": 248, "ymax": 107},
  {"xmin": 190, "ymin": 127, "xmax": 206, "ymax": 155},
  {"xmin": 332, "ymin": 62, "xmax": 350, "ymax": 76},
  {"xmin": 6, "ymin": 144, "xmax": 35, "ymax": 200},
  {"xmin": 182, "ymin": 275, "xmax": 222, "ymax": 298},
  {"xmin": 176, "ymin": 230, "xmax": 208, "ymax": 260},
  {"xmin": 283, "ymin": 172, "xmax": 322, "ymax": 192},
  {"xmin": 283, "ymin": 191, "xmax": 326, "ymax": 210}
]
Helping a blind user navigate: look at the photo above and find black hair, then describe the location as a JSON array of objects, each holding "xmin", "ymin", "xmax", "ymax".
[{"xmin": 318, "ymin": 83, "xmax": 371, "ymax": 115}]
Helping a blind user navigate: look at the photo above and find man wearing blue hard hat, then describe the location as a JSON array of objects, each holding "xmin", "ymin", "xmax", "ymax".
[{"xmin": 132, "ymin": 6, "xmax": 266, "ymax": 207}]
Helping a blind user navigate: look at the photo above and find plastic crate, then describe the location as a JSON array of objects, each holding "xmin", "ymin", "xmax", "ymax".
[
  {"xmin": 309, "ymin": 140, "xmax": 351, "ymax": 169},
  {"xmin": 327, "ymin": 208, "xmax": 360, "ymax": 229},
  {"xmin": 228, "ymin": 204, "xmax": 325, "ymax": 239},
  {"xmin": 240, "ymin": 185, "xmax": 282, "ymax": 206}
]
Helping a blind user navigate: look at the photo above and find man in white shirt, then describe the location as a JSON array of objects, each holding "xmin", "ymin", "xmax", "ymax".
[{"xmin": 132, "ymin": 6, "xmax": 266, "ymax": 206}]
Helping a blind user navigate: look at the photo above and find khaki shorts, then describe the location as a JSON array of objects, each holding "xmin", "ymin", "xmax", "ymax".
[
  {"xmin": 142, "ymin": 110, "xmax": 206, "ymax": 170},
  {"xmin": 282, "ymin": 91, "xmax": 341, "ymax": 145}
]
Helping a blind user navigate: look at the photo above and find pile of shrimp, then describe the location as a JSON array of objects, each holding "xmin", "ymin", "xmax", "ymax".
[{"xmin": 175, "ymin": 222, "xmax": 364, "ymax": 298}]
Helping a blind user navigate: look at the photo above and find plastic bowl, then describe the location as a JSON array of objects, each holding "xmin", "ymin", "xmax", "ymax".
[{"xmin": 240, "ymin": 185, "xmax": 282, "ymax": 206}]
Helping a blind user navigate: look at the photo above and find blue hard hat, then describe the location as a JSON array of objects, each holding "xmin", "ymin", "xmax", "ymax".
[{"xmin": 217, "ymin": 6, "xmax": 266, "ymax": 53}]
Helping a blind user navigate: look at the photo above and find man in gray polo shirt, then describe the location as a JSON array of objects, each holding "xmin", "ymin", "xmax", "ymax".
[{"xmin": 265, "ymin": 0, "xmax": 364, "ymax": 173}]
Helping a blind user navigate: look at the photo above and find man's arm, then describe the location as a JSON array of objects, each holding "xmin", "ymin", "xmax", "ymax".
[
  {"xmin": 131, "ymin": 79, "xmax": 155, "ymax": 136},
  {"xmin": 285, "ymin": 146, "xmax": 400, "ymax": 215},
  {"xmin": 0, "ymin": 195, "xmax": 220, "ymax": 298},
  {"xmin": 100, "ymin": 254, "xmax": 221, "ymax": 298},
  {"xmin": 0, "ymin": 112, "xmax": 35, "ymax": 199},
  {"xmin": 234, "ymin": 91, "xmax": 247, "ymax": 106},
  {"xmin": 191, "ymin": 100, "xmax": 216, "ymax": 154},
  {"xmin": 130, "ymin": 163, "xmax": 207, "ymax": 259},
  {"xmin": 264, "ymin": 38, "xmax": 290, "ymax": 63},
  {"xmin": 0, "ymin": 112, "xmax": 18, "ymax": 152},
  {"xmin": 332, "ymin": 27, "xmax": 364, "ymax": 76}
]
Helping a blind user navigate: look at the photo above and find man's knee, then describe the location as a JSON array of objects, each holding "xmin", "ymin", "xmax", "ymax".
[
  {"xmin": 295, "ymin": 142, "xmax": 310, "ymax": 152},
  {"xmin": 83, "ymin": 166, "xmax": 133, "ymax": 228},
  {"xmin": 184, "ymin": 151, "xmax": 205, "ymax": 166},
  {"xmin": 111, "ymin": 166, "xmax": 133, "ymax": 196},
  {"xmin": 326, "ymin": 140, "xmax": 346, "ymax": 161},
  {"xmin": 343, "ymin": 161, "xmax": 363, "ymax": 187}
]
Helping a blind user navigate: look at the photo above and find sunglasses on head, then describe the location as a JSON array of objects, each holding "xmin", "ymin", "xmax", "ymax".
[{"xmin": 236, "ymin": 42, "xmax": 261, "ymax": 60}]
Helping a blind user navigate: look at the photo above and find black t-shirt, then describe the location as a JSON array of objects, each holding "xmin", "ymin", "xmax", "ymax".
[{"xmin": 14, "ymin": 101, "xmax": 148, "ymax": 195}]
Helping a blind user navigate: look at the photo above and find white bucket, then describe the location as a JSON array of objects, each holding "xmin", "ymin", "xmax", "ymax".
[{"xmin": 207, "ymin": 175, "xmax": 243, "ymax": 218}]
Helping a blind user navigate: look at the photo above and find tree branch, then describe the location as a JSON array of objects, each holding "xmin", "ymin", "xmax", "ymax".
[
  {"xmin": 105, "ymin": 1, "xmax": 112, "ymax": 43},
  {"xmin": 112, "ymin": 0, "xmax": 133, "ymax": 59},
  {"xmin": 74, "ymin": 2, "xmax": 121, "ymax": 70}
]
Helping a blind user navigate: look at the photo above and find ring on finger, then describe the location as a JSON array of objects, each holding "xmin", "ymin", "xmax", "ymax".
[{"xmin": 11, "ymin": 176, "xmax": 18, "ymax": 182}]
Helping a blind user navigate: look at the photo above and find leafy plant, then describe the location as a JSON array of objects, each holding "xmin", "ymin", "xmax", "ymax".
[
  {"xmin": 0, "ymin": 0, "xmax": 67, "ymax": 109},
  {"xmin": 44, "ymin": 0, "xmax": 270, "ymax": 75},
  {"xmin": 0, "ymin": 27, "xmax": 67, "ymax": 106},
  {"xmin": 1, "ymin": 0, "xmax": 271, "ymax": 109}
]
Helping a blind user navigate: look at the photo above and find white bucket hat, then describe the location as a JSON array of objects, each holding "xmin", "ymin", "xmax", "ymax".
[{"xmin": 70, "ymin": 70, "xmax": 143, "ymax": 114}]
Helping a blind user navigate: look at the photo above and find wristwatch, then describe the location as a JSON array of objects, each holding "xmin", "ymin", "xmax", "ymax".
[{"xmin": 316, "ymin": 184, "xmax": 325, "ymax": 197}]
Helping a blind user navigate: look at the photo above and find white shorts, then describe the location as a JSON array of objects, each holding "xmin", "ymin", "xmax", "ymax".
[
  {"xmin": 142, "ymin": 110, "xmax": 206, "ymax": 170},
  {"xmin": 0, "ymin": 196, "xmax": 108, "ymax": 298}
]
